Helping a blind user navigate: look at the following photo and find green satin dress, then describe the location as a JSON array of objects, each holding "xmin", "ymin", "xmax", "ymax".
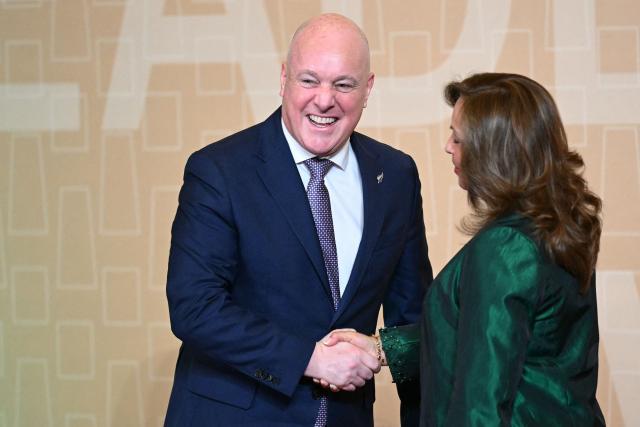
[{"xmin": 380, "ymin": 214, "xmax": 605, "ymax": 426}]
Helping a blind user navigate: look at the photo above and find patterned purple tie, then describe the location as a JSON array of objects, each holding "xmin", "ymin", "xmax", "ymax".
[{"xmin": 304, "ymin": 157, "xmax": 340, "ymax": 427}]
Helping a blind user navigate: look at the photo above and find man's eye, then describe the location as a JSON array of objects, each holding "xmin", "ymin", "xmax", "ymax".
[
  {"xmin": 335, "ymin": 83, "xmax": 355, "ymax": 92},
  {"xmin": 300, "ymin": 79, "xmax": 317, "ymax": 86}
]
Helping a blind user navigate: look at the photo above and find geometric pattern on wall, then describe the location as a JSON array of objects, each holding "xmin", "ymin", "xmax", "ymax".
[{"xmin": 0, "ymin": 1, "xmax": 638, "ymax": 426}]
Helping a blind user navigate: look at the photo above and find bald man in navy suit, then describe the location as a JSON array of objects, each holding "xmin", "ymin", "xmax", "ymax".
[{"xmin": 164, "ymin": 13, "xmax": 432, "ymax": 427}]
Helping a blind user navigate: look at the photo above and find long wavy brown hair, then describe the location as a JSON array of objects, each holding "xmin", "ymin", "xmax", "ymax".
[{"xmin": 444, "ymin": 73, "xmax": 602, "ymax": 292}]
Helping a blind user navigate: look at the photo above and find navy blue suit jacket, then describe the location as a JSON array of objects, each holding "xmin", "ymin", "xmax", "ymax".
[{"xmin": 165, "ymin": 109, "xmax": 432, "ymax": 427}]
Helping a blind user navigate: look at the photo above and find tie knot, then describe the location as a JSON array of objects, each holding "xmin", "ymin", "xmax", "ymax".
[{"xmin": 304, "ymin": 157, "xmax": 334, "ymax": 180}]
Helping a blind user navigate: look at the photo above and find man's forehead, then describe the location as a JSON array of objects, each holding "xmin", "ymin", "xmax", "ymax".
[
  {"xmin": 289, "ymin": 40, "xmax": 368, "ymax": 70},
  {"xmin": 296, "ymin": 26, "xmax": 365, "ymax": 49}
]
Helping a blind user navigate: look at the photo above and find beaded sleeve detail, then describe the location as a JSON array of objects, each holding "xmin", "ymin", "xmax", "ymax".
[{"xmin": 379, "ymin": 324, "xmax": 420, "ymax": 384}]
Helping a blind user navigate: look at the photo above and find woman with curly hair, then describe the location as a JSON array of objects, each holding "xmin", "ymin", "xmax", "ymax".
[{"xmin": 323, "ymin": 73, "xmax": 605, "ymax": 426}]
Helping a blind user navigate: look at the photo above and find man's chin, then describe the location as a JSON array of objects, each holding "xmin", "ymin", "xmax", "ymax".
[
  {"xmin": 303, "ymin": 140, "xmax": 346, "ymax": 157},
  {"xmin": 297, "ymin": 133, "xmax": 343, "ymax": 154}
]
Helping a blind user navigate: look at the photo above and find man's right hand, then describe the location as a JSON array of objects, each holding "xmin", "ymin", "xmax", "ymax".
[{"xmin": 304, "ymin": 340, "xmax": 381, "ymax": 391}]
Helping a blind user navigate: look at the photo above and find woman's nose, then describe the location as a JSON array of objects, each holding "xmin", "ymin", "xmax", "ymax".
[{"xmin": 444, "ymin": 138, "xmax": 453, "ymax": 154}]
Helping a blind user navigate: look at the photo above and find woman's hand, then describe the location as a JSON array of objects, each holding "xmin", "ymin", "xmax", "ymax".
[{"xmin": 323, "ymin": 330, "xmax": 379, "ymax": 359}]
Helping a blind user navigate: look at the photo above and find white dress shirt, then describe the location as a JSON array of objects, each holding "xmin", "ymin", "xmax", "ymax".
[{"xmin": 282, "ymin": 121, "xmax": 364, "ymax": 296}]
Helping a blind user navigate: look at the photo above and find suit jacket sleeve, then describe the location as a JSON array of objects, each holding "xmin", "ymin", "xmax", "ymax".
[
  {"xmin": 381, "ymin": 156, "xmax": 433, "ymax": 426},
  {"xmin": 381, "ymin": 156, "xmax": 432, "ymax": 326},
  {"xmin": 167, "ymin": 151, "xmax": 316, "ymax": 398},
  {"xmin": 445, "ymin": 226, "xmax": 542, "ymax": 426}
]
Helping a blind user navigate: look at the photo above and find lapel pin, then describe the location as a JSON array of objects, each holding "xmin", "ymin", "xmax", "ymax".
[{"xmin": 376, "ymin": 172, "xmax": 384, "ymax": 184}]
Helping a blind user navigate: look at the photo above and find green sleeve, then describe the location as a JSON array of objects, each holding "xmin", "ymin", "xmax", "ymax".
[
  {"xmin": 379, "ymin": 323, "xmax": 421, "ymax": 384},
  {"xmin": 446, "ymin": 227, "xmax": 542, "ymax": 426},
  {"xmin": 380, "ymin": 324, "xmax": 422, "ymax": 427}
]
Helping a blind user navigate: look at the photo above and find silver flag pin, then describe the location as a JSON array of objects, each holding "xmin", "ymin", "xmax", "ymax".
[{"xmin": 376, "ymin": 172, "xmax": 384, "ymax": 184}]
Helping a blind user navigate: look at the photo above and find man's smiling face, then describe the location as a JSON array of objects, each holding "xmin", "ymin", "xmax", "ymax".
[{"xmin": 280, "ymin": 17, "xmax": 374, "ymax": 157}]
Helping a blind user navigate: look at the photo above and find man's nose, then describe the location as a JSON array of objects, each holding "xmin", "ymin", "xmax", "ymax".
[{"xmin": 314, "ymin": 84, "xmax": 336, "ymax": 110}]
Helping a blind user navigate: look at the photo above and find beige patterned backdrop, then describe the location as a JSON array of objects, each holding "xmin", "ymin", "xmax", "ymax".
[{"xmin": 0, "ymin": 0, "xmax": 639, "ymax": 426}]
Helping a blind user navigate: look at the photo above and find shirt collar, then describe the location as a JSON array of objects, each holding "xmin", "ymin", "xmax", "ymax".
[{"xmin": 281, "ymin": 119, "xmax": 350, "ymax": 171}]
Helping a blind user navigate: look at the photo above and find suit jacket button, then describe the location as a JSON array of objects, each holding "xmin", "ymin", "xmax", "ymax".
[
  {"xmin": 266, "ymin": 374, "xmax": 273, "ymax": 382},
  {"xmin": 254, "ymin": 369, "xmax": 264, "ymax": 379},
  {"xmin": 312, "ymin": 388, "xmax": 322, "ymax": 400}
]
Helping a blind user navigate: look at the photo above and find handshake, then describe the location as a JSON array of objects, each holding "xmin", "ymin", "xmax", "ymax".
[{"xmin": 304, "ymin": 329, "xmax": 386, "ymax": 392}]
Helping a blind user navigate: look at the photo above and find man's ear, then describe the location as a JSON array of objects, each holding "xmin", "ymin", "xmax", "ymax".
[
  {"xmin": 279, "ymin": 63, "xmax": 287, "ymax": 97},
  {"xmin": 363, "ymin": 72, "xmax": 375, "ymax": 108}
]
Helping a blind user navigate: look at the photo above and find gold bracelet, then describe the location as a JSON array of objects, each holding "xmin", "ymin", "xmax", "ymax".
[{"xmin": 373, "ymin": 335, "xmax": 384, "ymax": 364}]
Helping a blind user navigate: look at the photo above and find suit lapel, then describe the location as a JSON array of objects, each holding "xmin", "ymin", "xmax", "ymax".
[
  {"xmin": 333, "ymin": 134, "xmax": 385, "ymax": 322},
  {"xmin": 254, "ymin": 110, "xmax": 333, "ymax": 301}
]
